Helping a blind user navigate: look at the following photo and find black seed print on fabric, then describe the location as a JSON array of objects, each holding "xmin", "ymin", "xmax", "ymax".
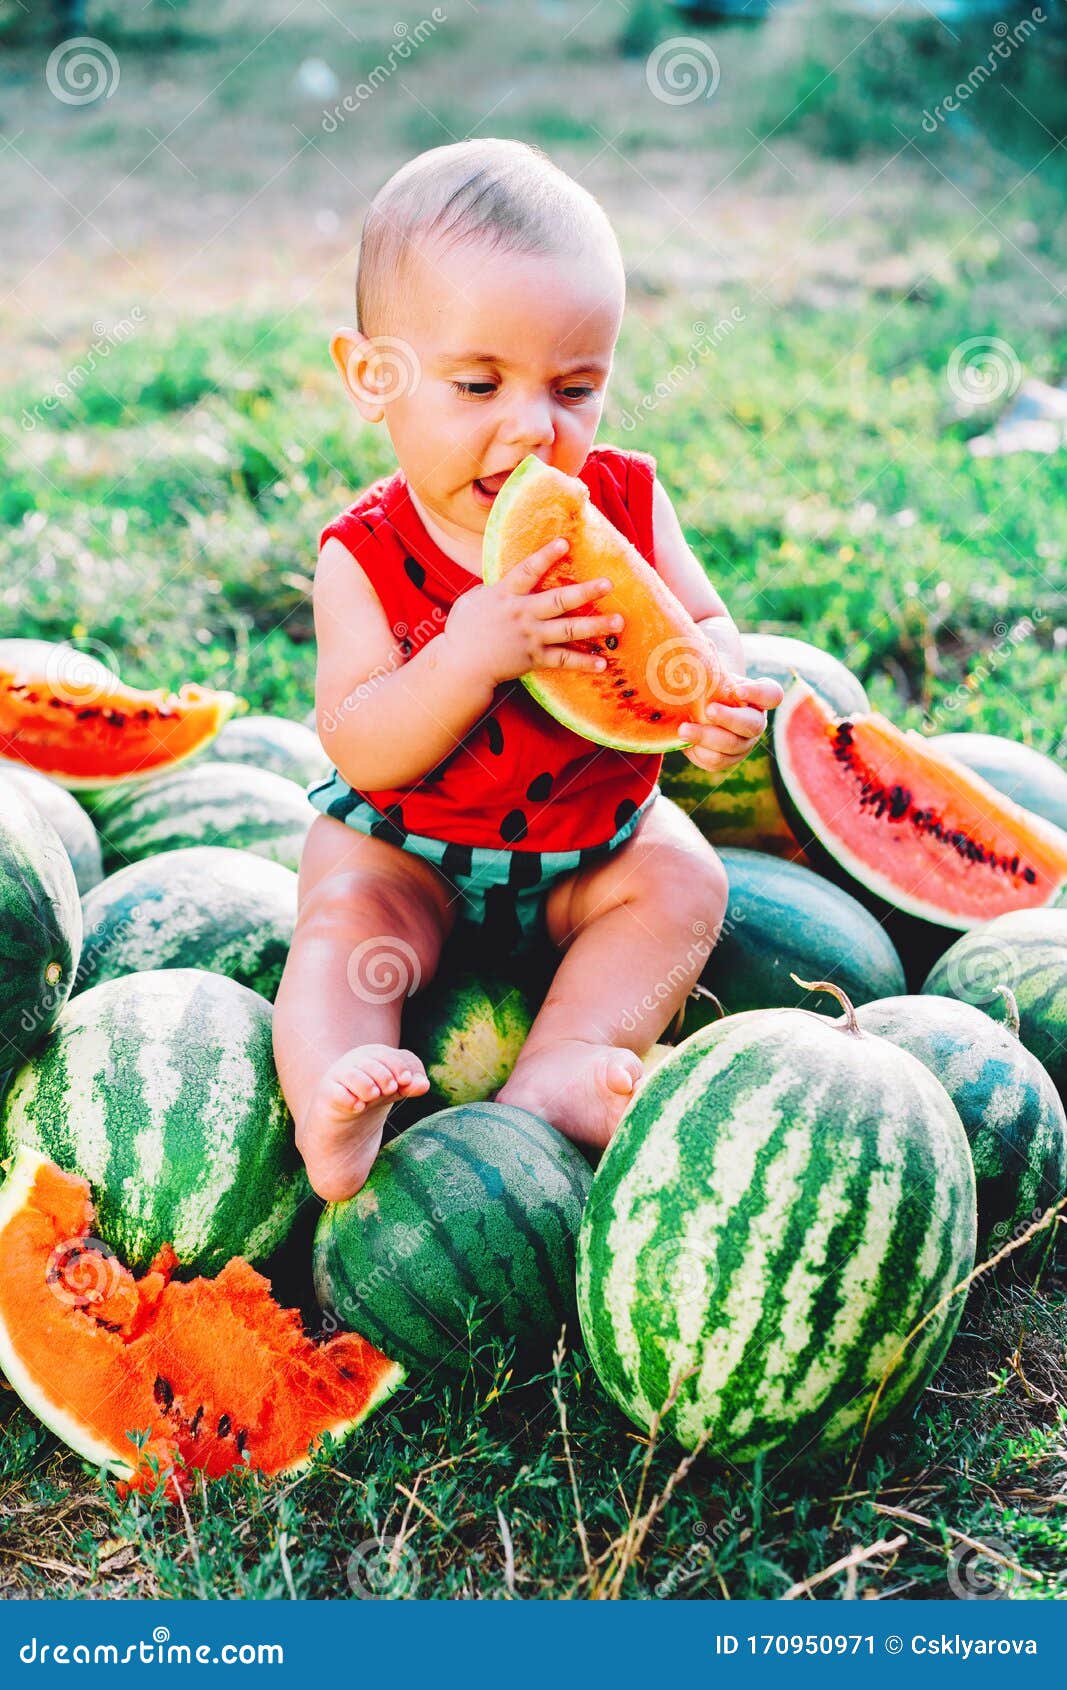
[
  {"xmin": 526, "ymin": 772, "xmax": 553, "ymax": 802},
  {"xmin": 485, "ymin": 719, "xmax": 505, "ymax": 755},
  {"xmin": 500, "ymin": 809, "xmax": 528, "ymax": 844},
  {"xmin": 404, "ymin": 556, "xmax": 426, "ymax": 589}
]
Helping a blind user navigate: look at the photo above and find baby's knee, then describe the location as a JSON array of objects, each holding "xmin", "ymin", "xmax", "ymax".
[
  {"xmin": 645, "ymin": 843, "xmax": 728, "ymax": 931},
  {"xmin": 297, "ymin": 864, "xmax": 448, "ymax": 963}
]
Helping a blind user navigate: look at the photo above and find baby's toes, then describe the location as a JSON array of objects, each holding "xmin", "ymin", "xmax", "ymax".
[
  {"xmin": 602, "ymin": 1048, "xmax": 644, "ymax": 1097},
  {"xmin": 360, "ymin": 1058, "xmax": 401, "ymax": 1095}
]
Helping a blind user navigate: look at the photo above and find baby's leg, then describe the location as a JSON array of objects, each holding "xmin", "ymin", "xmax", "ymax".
[
  {"xmin": 273, "ymin": 814, "xmax": 455, "ymax": 1200},
  {"xmin": 497, "ymin": 798, "xmax": 727, "ymax": 1148}
]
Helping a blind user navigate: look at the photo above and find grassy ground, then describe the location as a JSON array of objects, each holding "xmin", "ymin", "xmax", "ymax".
[{"xmin": 1, "ymin": 0, "xmax": 1066, "ymax": 1599}]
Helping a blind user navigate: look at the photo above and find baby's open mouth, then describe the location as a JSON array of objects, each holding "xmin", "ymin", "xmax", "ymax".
[{"xmin": 472, "ymin": 470, "xmax": 514, "ymax": 500}]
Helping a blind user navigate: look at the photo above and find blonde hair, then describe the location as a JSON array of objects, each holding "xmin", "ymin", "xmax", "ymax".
[{"xmin": 356, "ymin": 138, "xmax": 623, "ymax": 334}]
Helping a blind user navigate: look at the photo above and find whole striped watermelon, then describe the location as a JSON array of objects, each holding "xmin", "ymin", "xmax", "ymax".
[
  {"xmin": 0, "ymin": 762, "xmax": 103, "ymax": 894},
  {"xmin": 398, "ymin": 966, "xmax": 542, "ymax": 1119},
  {"xmin": 314, "ymin": 1103, "xmax": 592, "ymax": 1374},
  {"xmin": 932, "ymin": 733, "xmax": 1067, "ymax": 837},
  {"xmin": 75, "ymin": 846, "xmax": 297, "ymax": 1001},
  {"xmin": 0, "ymin": 968, "xmax": 308, "ymax": 1273},
  {"xmin": 201, "ymin": 714, "xmax": 331, "ymax": 790},
  {"xmin": 680, "ymin": 848, "xmax": 905, "ymax": 1034},
  {"xmin": 923, "ymin": 910, "xmax": 1067, "ymax": 1106},
  {"xmin": 854, "ymin": 995, "xmax": 1067, "ymax": 1270},
  {"xmin": 89, "ymin": 762, "xmax": 316, "ymax": 874},
  {"xmin": 0, "ymin": 782, "xmax": 82, "ymax": 1065},
  {"xmin": 577, "ymin": 1004, "xmax": 976, "ymax": 1461},
  {"xmin": 661, "ymin": 633, "xmax": 867, "ymax": 857}
]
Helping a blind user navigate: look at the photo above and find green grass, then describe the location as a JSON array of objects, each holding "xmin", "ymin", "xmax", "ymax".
[{"xmin": 1, "ymin": 0, "xmax": 1066, "ymax": 1603}]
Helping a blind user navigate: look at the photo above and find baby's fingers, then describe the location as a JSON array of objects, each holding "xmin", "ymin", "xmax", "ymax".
[
  {"xmin": 679, "ymin": 721, "xmax": 757, "ymax": 755},
  {"xmin": 689, "ymin": 702, "xmax": 767, "ymax": 741},
  {"xmin": 531, "ymin": 645, "xmax": 610, "ymax": 675},
  {"xmin": 500, "ymin": 536, "xmax": 570, "ymax": 592}
]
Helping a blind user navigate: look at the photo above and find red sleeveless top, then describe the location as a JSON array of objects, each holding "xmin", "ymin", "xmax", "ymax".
[{"xmin": 319, "ymin": 446, "xmax": 662, "ymax": 853}]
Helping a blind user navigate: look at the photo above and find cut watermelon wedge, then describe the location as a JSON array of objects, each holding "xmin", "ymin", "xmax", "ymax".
[
  {"xmin": 0, "ymin": 639, "xmax": 239, "ymax": 790},
  {"xmin": 0, "ymin": 1149, "xmax": 403, "ymax": 1497},
  {"xmin": 772, "ymin": 681, "xmax": 1067, "ymax": 929}
]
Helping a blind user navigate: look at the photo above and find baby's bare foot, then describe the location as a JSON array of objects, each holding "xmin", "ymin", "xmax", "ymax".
[
  {"xmin": 496, "ymin": 1037, "xmax": 644, "ymax": 1150},
  {"xmin": 297, "ymin": 1044, "xmax": 429, "ymax": 1202}
]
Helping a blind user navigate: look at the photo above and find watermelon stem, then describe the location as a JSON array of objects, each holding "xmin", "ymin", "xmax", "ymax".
[
  {"xmin": 685, "ymin": 984, "xmax": 725, "ymax": 1026},
  {"xmin": 993, "ymin": 984, "xmax": 1022, "ymax": 1040},
  {"xmin": 789, "ymin": 974, "xmax": 861, "ymax": 1033}
]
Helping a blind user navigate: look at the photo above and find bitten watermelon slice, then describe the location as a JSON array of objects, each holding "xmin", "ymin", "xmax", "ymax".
[
  {"xmin": 0, "ymin": 1148, "xmax": 403, "ymax": 1496},
  {"xmin": 773, "ymin": 681, "xmax": 1067, "ymax": 928},
  {"xmin": 0, "ymin": 639, "xmax": 239, "ymax": 790},
  {"xmin": 482, "ymin": 457, "xmax": 727, "ymax": 752}
]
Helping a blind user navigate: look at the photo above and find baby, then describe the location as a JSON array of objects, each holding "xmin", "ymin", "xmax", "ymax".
[{"xmin": 273, "ymin": 138, "xmax": 782, "ymax": 1202}]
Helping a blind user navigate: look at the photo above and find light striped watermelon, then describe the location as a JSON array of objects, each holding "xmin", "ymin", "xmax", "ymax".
[
  {"xmin": 314, "ymin": 1102, "xmax": 592, "ymax": 1374},
  {"xmin": 661, "ymin": 633, "xmax": 867, "ymax": 856},
  {"xmin": 0, "ymin": 762, "xmax": 103, "ymax": 895},
  {"xmin": 854, "ymin": 995, "xmax": 1067, "ymax": 1269},
  {"xmin": 75, "ymin": 847, "xmax": 297, "ymax": 1001},
  {"xmin": 0, "ymin": 781, "xmax": 82, "ymax": 1065},
  {"xmin": 201, "ymin": 714, "xmax": 332, "ymax": 790},
  {"xmin": 88, "ymin": 762, "xmax": 316, "ymax": 875},
  {"xmin": 399, "ymin": 966, "xmax": 542, "ymax": 1117},
  {"xmin": 576, "ymin": 1004, "xmax": 976, "ymax": 1461},
  {"xmin": 680, "ymin": 848, "xmax": 905, "ymax": 1033},
  {"xmin": 0, "ymin": 968, "xmax": 308, "ymax": 1273},
  {"xmin": 923, "ymin": 910, "xmax": 1067, "ymax": 1106}
]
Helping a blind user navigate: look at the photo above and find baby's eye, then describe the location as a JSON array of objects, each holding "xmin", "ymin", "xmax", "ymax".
[
  {"xmin": 450, "ymin": 380, "xmax": 497, "ymax": 397},
  {"xmin": 558, "ymin": 385, "xmax": 596, "ymax": 403}
]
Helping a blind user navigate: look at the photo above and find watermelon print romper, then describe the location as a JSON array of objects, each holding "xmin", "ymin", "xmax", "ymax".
[{"xmin": 308, "ymin": 447, "xmax": 664, "ymax": 962}]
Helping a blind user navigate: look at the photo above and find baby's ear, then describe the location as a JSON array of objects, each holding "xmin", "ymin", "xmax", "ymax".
[{"xmin": 330, "ymin": 328, "xmax": 387, "ymax": 422}]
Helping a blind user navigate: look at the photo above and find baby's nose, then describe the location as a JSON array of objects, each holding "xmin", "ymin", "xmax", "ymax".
[{"xmin": 499, "ymin": 394, "xmax": 555, "ymax": 449}]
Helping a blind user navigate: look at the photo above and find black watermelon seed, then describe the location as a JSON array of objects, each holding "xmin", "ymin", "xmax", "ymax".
[
  {"xmin": 404, "ymin": 556, "xmax": 426, "ymax": 589},
  {"xmin": 189, "ymin": 1405, "xmax": 204, "ymax": 1438},
  {"xmin": 486, "ymin": 719, "xmax": 505, "ymax": 755},
  {"xmin": 615, "ymin": 798, "xmax": 638, "ymax": 830},
  {"xmin": 218, "ymin": 1414, "xmax": 232, "ymax": 1438},
  {"xmin": 605, "ymin": 634, "xmax": 619, "ymax": 650},
  {"xmin": 235, "ymin": 1429, "xmax": 248, "ymax": 1455},
  {"xmin": 501, "ymin": 809, "xmax": 528, "ymax": 844},
  {"xmin": 649, "ymin": 711, "xmax": 663, "ymax": 722},
  {"xmin": 527, "ymin": 771, "xmax": 553, "ymax": 801},
  {"xmin": 621, "ymin": 689, "xmax": 637, "ymax": 699},
  {"xmin": 153, "ymin": 1376, "xmax": 174, "ymax": 1411},
  {"xmin": 1023, "ymin": 867, "xmax": 1037, "ymax": 884}
]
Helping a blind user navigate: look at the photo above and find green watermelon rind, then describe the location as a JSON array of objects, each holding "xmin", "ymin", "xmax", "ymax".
[
  {"xmin": 854, "ymin": 993, "xmax": 1067, "ymax": 1268},
  {"xmin": 75, "ymin": 846, "xmax": 297, "ymax": 1003},
  {"xmin": 682, "ymin": 847, "xmax": 906, "ymax": 1028},
  {"xmin": 0, "ymin": 782, "xmax": 83, "ymax": 1065},
  {"xmin": 0, "ymin": 968, "xmax": 309, "ymax": 1274},
  {"xmin": 314, "ymin": 1102, "xmax": 592, "ymax": 1375},
  {"xmin": 576, "ymin": 1008, "xmax": 977, "ymax": 1462}
]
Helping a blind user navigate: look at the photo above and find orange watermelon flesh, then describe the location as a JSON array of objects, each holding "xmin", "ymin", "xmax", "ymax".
[
  {"xmin": 774, "ymin": 681, "xmax": 1067, "ymax": 927},
  {"xmin": 0, "ymin": 1150, "xmax": 403, "ymax": 1497},
  {"xmin": 0, "ymin": 639, "xmax": 239, "ymax": 789},
  {"xmin": 483, "ymin": 456, "xmax": 730, "ymax": 753}
]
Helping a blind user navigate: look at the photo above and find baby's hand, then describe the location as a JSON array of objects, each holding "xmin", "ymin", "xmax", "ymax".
[
  {"xmin": 444, "ymin": 538, "xmax": 623, "ymax": 688},
  {"xmin": 677, "ymin": 674, "xmax": 784, "ymax": 776}
]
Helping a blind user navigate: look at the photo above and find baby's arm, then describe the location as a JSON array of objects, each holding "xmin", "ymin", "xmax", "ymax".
[
  {"xmin": 648, "ymin": 479, "xmax": 783, "ymax": 773},
  {"xmin": 314, "ymin": 535, "xmax": 623, "ymax": 791}
]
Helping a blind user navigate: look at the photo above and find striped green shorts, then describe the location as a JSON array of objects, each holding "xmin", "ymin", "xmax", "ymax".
[{"xmin": 306, "ymin": 775, "xmax": 659, "ymax": 963}]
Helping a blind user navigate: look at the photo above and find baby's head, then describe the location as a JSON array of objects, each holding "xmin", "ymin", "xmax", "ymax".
[{"xmin": 332, "ymin": 139, "xmax": 625, "ymax": 549}]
